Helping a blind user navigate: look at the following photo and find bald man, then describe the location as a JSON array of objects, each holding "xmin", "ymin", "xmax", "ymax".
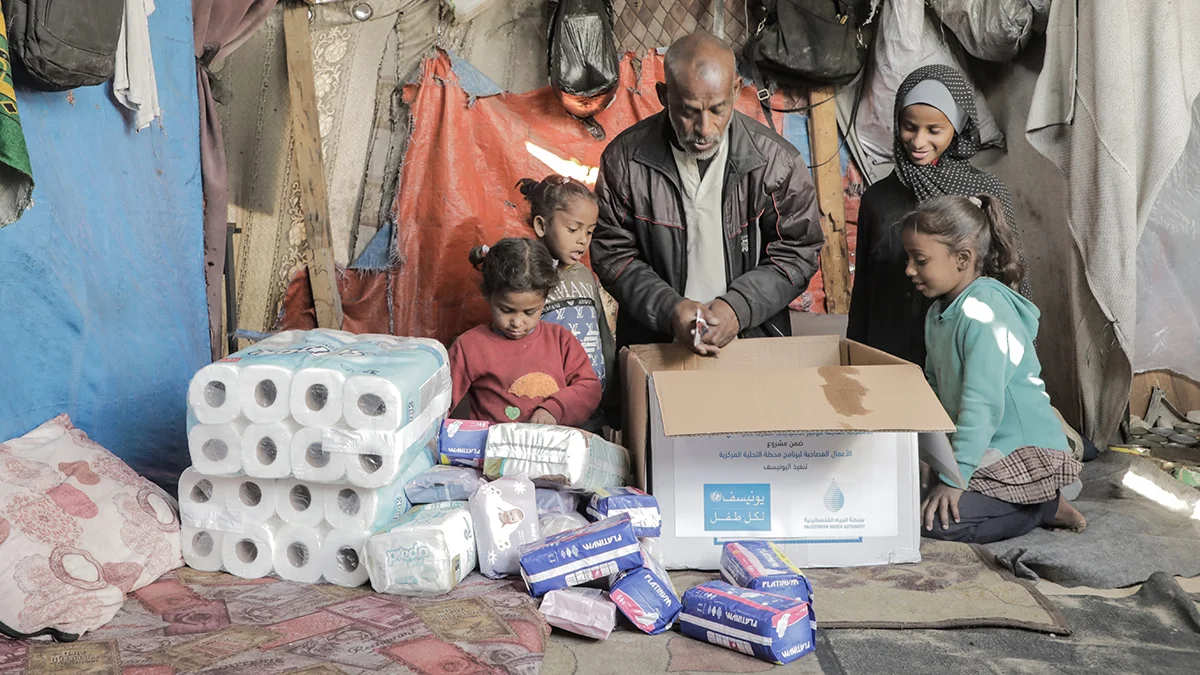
[{"xmin": 590, "ymin": 33, "xmax": 824, "ymax": 357}]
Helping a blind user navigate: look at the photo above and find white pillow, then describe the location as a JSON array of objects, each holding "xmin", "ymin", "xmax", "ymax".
[{"xmin": 0, "ymin": 415, "xmax": 182, "ymax": 639}]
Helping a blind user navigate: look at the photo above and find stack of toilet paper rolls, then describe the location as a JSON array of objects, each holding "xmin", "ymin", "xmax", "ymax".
[{"xmin": 179, "ymin": 329, "xmax": 451, "ymax": 586}]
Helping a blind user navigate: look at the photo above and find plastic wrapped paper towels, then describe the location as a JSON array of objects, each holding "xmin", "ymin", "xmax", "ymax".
[
  {"xmin": 186, "ymin": 330, "xmax": 452, "ymax": 487},
  {"xmin": 484, "ymin": 423, "xmax": 629, "ymax": 492}
]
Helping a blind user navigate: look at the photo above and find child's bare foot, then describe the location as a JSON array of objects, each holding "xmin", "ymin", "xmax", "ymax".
[{"xmin": 1045, "ymin": 494, "xmax": 1087, "ymax": 532}]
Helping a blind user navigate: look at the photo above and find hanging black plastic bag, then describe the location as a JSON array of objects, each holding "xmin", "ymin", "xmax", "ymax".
[{"xmin": 548, "ymin": 0, "xmax": 619, "ymax": 120}]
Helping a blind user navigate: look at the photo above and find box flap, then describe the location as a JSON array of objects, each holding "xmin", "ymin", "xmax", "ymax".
[
  {"xmin": 627, "ymin": 335, "xmax": 843, "ymax": 374},
  {"xmin": 651, "ymin": 364, "xmax": 955, "ymax": 436}
]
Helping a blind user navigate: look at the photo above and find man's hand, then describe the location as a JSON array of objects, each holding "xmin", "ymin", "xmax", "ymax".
[
  {"xmin": 671, "ymin": 299, "xmax": 719, "ymax": 356},
  {"xmin": 529, "ymin": 408, "xmax": 558, "ymax": 426},
  {"xmin": 920, "ymin": 482, "xmax": 964, "ymax": 532},
  {"xmin": 701, "ymin": 299, "xmax": 740, "ymax": 349}
]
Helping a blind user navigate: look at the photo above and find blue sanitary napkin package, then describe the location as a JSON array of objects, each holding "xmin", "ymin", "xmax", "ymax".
[
  {"xmin": 608, "ymin": 545, "xmax": 681, "ymax": 634},
  {"xmin": 719, "ymin": 541, "xmax": 813, "ymax": 603},
  {"xmin": 519, "ymin": 514, "xmax": 642, "ymax": 597},
  {"xmin": 680, "ymin": 581, "xmax": 816, "ymax": 665},
  {"xmin": 404, "ymin": 465, "xmax": 488, "ymax": 504},
  {"xmin": 438, "ymin": 419, "xmax": 489, "ymax": 467},
  {"xmin": 585, "ymin": 486, "xmax": 661, "ymax": 538}
]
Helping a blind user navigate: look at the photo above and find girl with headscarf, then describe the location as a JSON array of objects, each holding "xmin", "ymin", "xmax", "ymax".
[{"xmin": 847, "ymin": 65, "xmax": 1033, "ymax": 366}]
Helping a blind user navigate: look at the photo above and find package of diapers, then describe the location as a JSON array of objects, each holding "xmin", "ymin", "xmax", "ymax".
[
  {"xmin": 519, "ymin": 514, "xmax": 642, "ymax": 597},
  {"xmin": 538, "ymin": 511, "xmax": 590, "ymax": 538},
  {"xmin": 609, "ymin": 545, "xmax": 681, "ymax": 634},
  {"xmin": 439, "ymin": 419, "xmax": 490, "ymax": 467},
  {"xmin": 680, "ymin": 581, "xmax": 816, "ymax": 665},
  {"xmin": 586, "ymin": 486, "xmax": 661, "ymax": 537},
  {"xmin": 536, "ymin": 488, "xmax": 580, "ymax": 516},
  {"xmin": 484, "ymin": 423, "xmax": 629, "ymax": 491},
  {"xmin": 720, "ymin": 541, "xmax": 813, "ymax": 603},
  {"xmin": 404, "ymin": 465, "xmax": 488, "ymax": 504},
  {"xmin": 539, "ymin": 588, "xmax": 617, "ymax": 640},
  {"xmin": 470, "ymin": 476, "xmax": 540, "ymax": 578},
  {"xmin": 363, "ymin": 502, "xmax": 477, "ymax": 596}
]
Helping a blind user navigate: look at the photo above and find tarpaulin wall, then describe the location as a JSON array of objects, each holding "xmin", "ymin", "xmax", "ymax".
[
  {"xmin": 0, "ymin": 3, "xmax": 207, "ymax": 491},
  {"xmin": 281, "ymin": 50, "xmax": 861, "ymax": 346}
]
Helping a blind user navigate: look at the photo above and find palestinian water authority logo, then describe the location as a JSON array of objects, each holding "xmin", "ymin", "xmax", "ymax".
[{"xmin": 823, "ymin": 480, "xmax": 845, "ymax": 513}]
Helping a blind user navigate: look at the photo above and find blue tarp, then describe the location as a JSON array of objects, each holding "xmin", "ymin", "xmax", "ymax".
[{"xmin": 0, "ymin": 4, "xmax": 207, "ymax": 492}]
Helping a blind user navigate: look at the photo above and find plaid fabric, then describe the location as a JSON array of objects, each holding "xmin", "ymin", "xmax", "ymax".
[{"xmin": 968, "ymin": 446, "xmax": 1083, "ymax": 505}]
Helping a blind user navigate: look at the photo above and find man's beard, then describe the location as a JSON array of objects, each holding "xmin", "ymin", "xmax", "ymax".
[{"xmin": 670, "ymin": 110, "xmax": 734, "ymax": 160}]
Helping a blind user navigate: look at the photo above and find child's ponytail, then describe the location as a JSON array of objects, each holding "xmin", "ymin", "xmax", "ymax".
[
  {"xmin": 469, "ymin": 238, "xmax": 557, "ymax": 299},
  {"xmin": 468, "ymin": 244, "xmax": 490, "ymax": 270},
  {"xmin": 516, "ymin": 175, "xmax": 596, "ymax": 229},
  {"xmin": 977, "ymin": 194, "xmax": 1024, "ymax": 290}
]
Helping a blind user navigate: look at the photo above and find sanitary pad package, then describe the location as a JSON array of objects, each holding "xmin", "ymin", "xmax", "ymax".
[
  {"xmin": 470, "ymin": 476, "xmax": 540, "ymax": 578},
  {"xmin": 539, "ymin": 588, "xmax": 618, "ymax": 640},
  {"xmin": 519, "ymin": 514, "xmax": 642, "ymax": 597},
  {"xmin": 363, "ymin": 502, "xmax": 476, "ymax": 596},
  {"xmin": 439, "ymin": 419, "xmax": 489, "ymax": 467},
  {"xmin": 404, "ymin": 465, "xmax": 488, "ymax": 504},
  {"xmin": 484, "ymin": 423, "xmax": 629, "ymax": 491},
  {"xmin": 536, "ymin": 488, "xmax": 580, "ymax": 516},
  {"xmin": 680, "ymin": 581, "xmax": 816, "ymax": 665},
  {"xmin": 538, "ymin": 511, "xmax": 590, "ymax": 538},
  {"xmin": 586, "ymin": 486, "xmax": 661, "ymax": 537},
  {"xmin": 609, "ymin": 545, "xmax": 681, "ymax": 635},
  {"xmin": 720, "ymin": 541, "xmax": 813, "ymax": 603}
]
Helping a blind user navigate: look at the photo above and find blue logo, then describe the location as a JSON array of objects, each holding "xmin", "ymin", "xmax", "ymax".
[
  {"xmin": 704, "ymin": 483, "xmax": 771, "ymax": 531},
  {"xmin": 823, "ymin": 479, "xmax": 845, "ymax": 513}
]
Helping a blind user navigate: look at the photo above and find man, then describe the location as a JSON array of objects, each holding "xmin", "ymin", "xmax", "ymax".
[{"xmin": 590, "ymin": 33, "xmax": 824, "ymax": 356}]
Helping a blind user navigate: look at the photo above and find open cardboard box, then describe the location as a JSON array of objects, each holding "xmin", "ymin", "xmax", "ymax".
[{"xmin": 621, "ymin": 335, "xmax": 954, "ymax": 570}]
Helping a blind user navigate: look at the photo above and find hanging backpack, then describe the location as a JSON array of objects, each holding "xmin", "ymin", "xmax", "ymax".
[
  {"xmin": 3, "ymin": 0, "xmax": 126, "ymax": 91},
  {"xmin": 743, "ymin": 0, "xmax": 871, "ymax": 88},
  {"xmin": 548, "ymin": 0, "xmax": 619, "ymax": 121}
]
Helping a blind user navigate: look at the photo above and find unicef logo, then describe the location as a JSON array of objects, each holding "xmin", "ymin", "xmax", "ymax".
[
  {"xmin": 709, "ymin": 491, "xmax": 723, "ymax": 503},
  {"xmin": 823, "ymin": 480, "xmax": 845, "ymax": 513}
]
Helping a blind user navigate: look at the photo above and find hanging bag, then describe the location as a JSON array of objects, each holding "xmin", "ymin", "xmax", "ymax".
[
  {"xmin": 743, "ymin": 0, "xmax": 869, "ymax": 88},
  {"xmin": 3, "ymin": 0, "xmax": 126, "ymax": 91}
]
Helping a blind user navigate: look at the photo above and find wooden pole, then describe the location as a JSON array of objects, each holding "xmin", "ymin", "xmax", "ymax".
[
  {"xmin": 283, "ymin": 1, "xmax": 344, "ymax": 329},
  {"xmin": 807, "ymin": 86, "xmax": 852, "ymax": 314}
]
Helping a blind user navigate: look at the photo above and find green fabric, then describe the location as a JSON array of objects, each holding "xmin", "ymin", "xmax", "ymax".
[
  {"xmin": 924, "ymin": 277, "xmax": 1069, "ymax": 486},
  {"xmin": 0, "ymin": 8, "xmax": 33, "ymax": 226}
]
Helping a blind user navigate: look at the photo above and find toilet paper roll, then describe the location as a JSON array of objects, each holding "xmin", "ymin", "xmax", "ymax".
[
  {"xmin": 241, "ymin": 421, "xmax": 298, "ymax": 479},
  {"xmin": 290, "ymin": 427, "xmax": 347, "ymax": 483},
  {"xmin": 343, "ymin": 375, "xmax": 407, "ymax": 432},
  {"xmin": 187, "ymin": 363, "xmax": 243, "ymax": 424},
  {"xmin": 239, "ymin": 364, "xmax": 294, "ymax": 424},
  {"xmin": 220, "ymin": 522, "xmax": 278, "ymax": 579},
  {"xmin": 275, "ymin": 479, "xmax": 328, "ymax": 527},
  {"xmin": 182, "ymin": 526, "xmax": 225, "ymax": 572},
  {"xmin": 322, "ymin": 529, "xmax": 371, "ymax": 587},
  {"xmin": 323, "ymin": 478, "xmax": 410, "ymax": 532},
  {"xmin": 290, "ymin": 368, "xmax": 347, "ymax": 428},
  {"xmin": 178, "ymin": 468, "xmax": 240, "ymax": 530},
  {"xmin": 225, "ymin": 477, "xmax": 279, "ymax": 524},
  {"xmin": 188, "ymin": 422, "xmax": 246, "ymax": 476},
  {"xmin": 274, "ymin": 523, "xmax": 331, "ymax": 584}
]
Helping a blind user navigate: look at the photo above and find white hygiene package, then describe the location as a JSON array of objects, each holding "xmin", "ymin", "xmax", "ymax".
[
  {"xmin": 483, "ymin": 424, "xmax": 630, "ymax": 491},
  {"xmin": 540, "ymin": 588, "xmax": 618, "ymax": 640},
  {"xmin": 538, "ymin": 511, "xmax": 590, "ymax": 538},
  {"xmin": 470, "ymin": 476, "xmax": 540, "ymax": 579},
  {"xmin": 364, "ymin": 502, "xmax": 477, "ymax": 596}
]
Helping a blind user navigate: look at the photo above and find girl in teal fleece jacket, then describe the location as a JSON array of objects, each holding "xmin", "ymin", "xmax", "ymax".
[{"xmin": 902, "ymin": 194, "xmax": 1085, "ymax": 544}]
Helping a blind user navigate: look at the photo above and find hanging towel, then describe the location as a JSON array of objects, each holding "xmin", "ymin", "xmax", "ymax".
[
  {"xmin": 0, "ymin": 7, "xmax": 33, "ymax": 226},
  {"xmin": 114, "ymin": 0, "xmax": 162, "ymax": 130}
]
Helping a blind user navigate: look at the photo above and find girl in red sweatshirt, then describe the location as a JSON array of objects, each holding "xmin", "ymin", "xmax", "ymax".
[{"xmin": 449, "ymin": 238, "xmax": 602, "ymax": 427}]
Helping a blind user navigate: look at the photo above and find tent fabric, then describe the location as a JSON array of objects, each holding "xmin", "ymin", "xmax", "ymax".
[
  {"xmin": 194, "ymin": 0, "xmax": 280, "ymax": 360},
  {"xmin": 278, "ymin": 49, "xmax": 843, "ymax": 344},
  {"xmin": 1025, "ymin": 0, "xmax": 1200, "ymax": 440},
  {"xmin": 0, "ymin": 0, "xmax": 207, "ymax": 492}
]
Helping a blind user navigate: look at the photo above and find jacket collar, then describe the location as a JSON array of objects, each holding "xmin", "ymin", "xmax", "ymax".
[{"xmin": 632, "ymin": 111, "xmax": 769, "ymax": 186}]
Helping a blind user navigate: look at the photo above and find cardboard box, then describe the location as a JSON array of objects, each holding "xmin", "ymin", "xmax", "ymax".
[{"xmin": 621, "ymin": 335, "xmax": 954, "ymax": 570}]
